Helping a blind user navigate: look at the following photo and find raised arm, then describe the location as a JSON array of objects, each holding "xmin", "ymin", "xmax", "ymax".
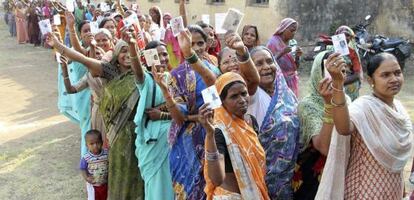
[
  {"xmin": 122, "ymin": 27, "xmax": 145, "ymax": 83},
  {"xmin": 224, "ymin": 32, "xmax": 259, "ymax": 95},
  {"xmin": 326, "ymin": 53, "xmax": 355, "ymax": 135},
  {"xmin": 65, "ymin": 11, "xmax": 89, "ymax": 56},
  {"xmin": 46, "ymin": 32, "xmax": 104, "ymax": 77},
  {"xmin": 59, "ymin": 55, "xmax": 78, "ymax": 94},
  {"xmin": 178, "ymin": 30, "xmax": 216, "ymax": 86},
  {"xmin": 179, "ymin": 0, "xmax": 188, "ymax": 27},
  {"xmin": 115, "ymin": 0, "xmax": 125, "ymax": 17}
]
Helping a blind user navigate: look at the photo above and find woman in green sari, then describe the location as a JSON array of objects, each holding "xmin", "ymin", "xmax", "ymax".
[{"xmin": 46, "ymin": 29, "xmax": 144, "ymax": 200}]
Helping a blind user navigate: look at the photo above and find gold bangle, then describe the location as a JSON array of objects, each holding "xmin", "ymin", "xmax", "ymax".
[
  {"xmin": 330, "ymin": 98, "xmax": 346, "ymax": 107},
  {"xmin": 129, "ymin": 54, "xmax": 138, "ymax": 60},
  {"xmin": 324, "ymin": 104, "xmax": 334, "ymax": 109},
  {"xmin": 330, "ymin": 83, "xmax": 344, "ymax": 93},
  {"xmin": 322, "ymin": 117, "xmax": 334, "ymax": 124}
]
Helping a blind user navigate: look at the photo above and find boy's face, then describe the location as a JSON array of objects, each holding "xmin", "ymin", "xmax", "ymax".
[{"xmin": 86, "ymin": 134, "xmax": 103, "ymax": 155}]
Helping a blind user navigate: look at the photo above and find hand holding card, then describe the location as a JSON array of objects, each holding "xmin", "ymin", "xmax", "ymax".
[
  {"xmin": 143, "ymin": 49, "xmax": 161, "ymax": 66},
  {"xmin": 332, "ymin": 33, "xmax": 350, "ymax": 56},
  {"xmin": 123, "ymin": 13, "xmax": 139, "ymax": 28},
  {"xmin": 170, "ymin": 16, "xmax": 185, "ymax": 37},
  {"xmin": 201, "ymin": 85, "xmax": 222, "ymax": 109},
  {"xmin": 38, "ymin": 19, "xmax": 52, "ymax": 35},
  {"xmin": 222, "ymin": 8, "xmax": 244, "ymax": 33}
]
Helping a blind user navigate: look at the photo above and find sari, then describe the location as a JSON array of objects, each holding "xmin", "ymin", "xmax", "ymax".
[
  {"xmin": 316, "ymin": 95, "xmax": 413, "ymax": 200},
  {"xmin": 204, "ymin": 72, "xmax": 269, "ymax": 200},
  {"xmin": 252, "ymin": 47, "xmax": 300, "ymax": 199},
  {"xmin": 168, "ymin": 61, "xmax": 220, "ymax": 200},
  {"xmin": 15, "ymin": 7, "xmax": 29, "ymax": 44},
  {"xmin": 134, "ymin": 72, "xmax": 174, "ymax": 200},
  {"xmin": 164, "ymin": 28, "xmax": 182, "ymax": 69},
  {"xmin": 292, "ymin": 51, "xmax": 328, "ymax": 199},
  {"xmin": 57, "ymin": 61, "xmax": 91, "ymax": 156},
  {"xmin": 27, "ymin": 7, "xmax": 40, "ymax": 46}
]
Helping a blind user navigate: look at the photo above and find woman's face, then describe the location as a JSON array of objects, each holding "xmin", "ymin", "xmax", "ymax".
[
  {"xmin": 252, "ymin": 50, "xmax": 277, "ymax": 87},
  {"xmin": 138, "ymin": 16, "xmax": 146, "ymax": 31},
  {"xmin": 103, "ymin": 20, "xmax": 116, "ymax": 37},
  {"xmin": 95, "ymin": 48, "xmax": 104, "ymax": 60},
  {"xmin": 222, "ymin": 82, "xmax": 249, "ymax": 119},
  {"xmin": 163, "ymin": 15, "xmax": 171, "ymax": 28},
  {"xmin": 155, "ymin": 45, "xmax": 169, "ymax": 72},
  {"xmin": 80, "ymin": 23, "xmax": 91, "ymax": 43},
  {"xmin": 369, "ymin": 58, "xmax": 404, "ymax": 99},
  {"xmin": 202, "ymin": 26, "xmax": 216, "ymax": 49},
  {"xmin": 242, "ymin": 27, "xmax": 257, "ymax": 48},
  {"xmin": 145, "ymin": 17, "xmax": 152, "ymax": 31},
  {"xmin": 191, "ymin": 32, "xmax": 207, "ymax": 56},
  {"xmin": 149, "ymin": 8, "xmax": 160, "ymax": 24},
  {"xmin": 117, "ymin": 46, "xmax": 130, "ymax": 68},
  {"xmin": 220, "ymin": 49, "xmax": 239, "ymax": 73},
  {"xmin": 282, "ymin": 23, "xmax": 297, "ymax": 40},
  {"xmin": 95, "ymin": 32, "xmax": 111, "ymax": 52}
]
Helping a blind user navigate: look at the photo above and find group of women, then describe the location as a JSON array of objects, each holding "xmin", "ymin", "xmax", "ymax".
[{"xmin": 20, "ymin": 0, "xmax": 412, "ymax": 199}]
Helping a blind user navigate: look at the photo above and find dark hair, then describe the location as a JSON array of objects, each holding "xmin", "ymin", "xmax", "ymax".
[
  {"xmin": 99, "ymin": 17, "xmax": 116, "ymax": 28},
  {"xmin": 145, "ymin": 40, "xmax": 167, "ymax": 50},
  {"xmin": 188, "ymin": 25, "xmax": 208, "ymax": 42},
  {"xmin": 320, "ymin": 51, "xmax": 333, "ymax": 76},
  {"xmin": 217, "ymin": 47, "xmax": 234, "ymax": 71},
  {"xmin": 219, "ymin": 81, "xmax": 244, "ymax": 101},
  {"xmin": 85, "ymin": 129, "xmax": 102, "ymax": 142},
  {"xmin": 196, "ymin": 21, "xmax": 209, "ymax": 29},
  {"xmin": 77, "ymin": 20, "xmax": 90, "ymax": 33},
  {"xmin": 242, "ymin": 25, "xmax": 260, "ymax": 46},
  {"xmin": 149, "ymin": 6, "xmax": 162, "ymax": 27},
  {"xmin": 367, "ymin": 53, "xmax": 398, "ymax": 77}
]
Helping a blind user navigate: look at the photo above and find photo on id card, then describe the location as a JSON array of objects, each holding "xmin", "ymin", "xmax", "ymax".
[
  {"xmin": 38, "ymin": 19, "xmax": 52, "ymax": 35},
  {"xmin": 201, "ymin": 85, "xmax": 222, "ymax": 109},
  {"xmin": 222, "ymin": 8, "xmax": 244, "ymax": 32},
  {"xmin": 143, "ymin": 49, "xmax": 161, "ymax": 66},
  {"xmin": 170, "ymin": 16, "xmax": 184, "ymax": 37},
  {"xmin": 332, "ymin": 33, "xmax": 349, "ymax": 56}
]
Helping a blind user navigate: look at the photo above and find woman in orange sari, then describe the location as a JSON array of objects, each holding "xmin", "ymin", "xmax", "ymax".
[{"xmin": 199, "ymin": 72, "xmax": 270, "ymax": 200}]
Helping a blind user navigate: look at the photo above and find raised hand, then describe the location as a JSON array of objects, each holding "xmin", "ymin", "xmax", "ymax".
[
  {"xmin": 60, "ymin": 55, "xmax": 69, "ymax": 65},
  {"xmin": 318, "ymin": 77, "xmax": 333, "ymax": 104},
  {"xmin": 224, "ymin": 31, "xmax": 245, "ymax": 53},
  {"xmin": 45, "ymin": 32, "xmax": 59, "ymax": 47},
  {"xmin": 151, "ymin": 65, "xmax": 168, "ymax": 91},
  {"xmin": 121, "ymin": 26, "xmax": 136, "ymax": 44},
  {"xmin": 65, "ymin": 11, "xmax": 75, "ymax": 29},
  {"xmin": 198, "ymin": 103, "xmax": 215, "ymax": 134},
  {"xmin": 177, "ymin": 29, "xmax": 193, "ymax": 58},
  {"xmin": 325, "ymin": 53, "xmax": 346, "ymax": 84}
]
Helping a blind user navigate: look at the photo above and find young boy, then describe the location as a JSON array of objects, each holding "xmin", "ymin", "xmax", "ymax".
[{"xmin": 79, "ymin": 130, "xmax": 108, "ymax": 200}]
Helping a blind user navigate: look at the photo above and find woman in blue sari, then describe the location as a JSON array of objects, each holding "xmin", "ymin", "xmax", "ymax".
[
  {"xmin": 249, "ymin": 46, "xmax": 300, "ymax": 199},
  {"xmin": 155, "ymin": 25, "xmax": 219, "ymax": 199}
]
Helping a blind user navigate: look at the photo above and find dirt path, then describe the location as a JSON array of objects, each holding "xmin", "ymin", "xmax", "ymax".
[{"xmin": 0, "ymin": 22, "xmax": 85, "ymax": 199}]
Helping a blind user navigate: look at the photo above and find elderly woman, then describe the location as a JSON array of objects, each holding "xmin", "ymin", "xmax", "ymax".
[
  {"xmin": 267, "ymin": 18, "xmax": 303, "ymax": 96},
  {"xmin": 199, "ymin": 72, "xmax": 269, "ymax": 200},
  {"xmin": 241, "ymin": 25, "xmax": 260, "ymax": 51},
  {"xmin": 46, "ymin": 27, "xmax": 144, "ymax": 199},
  {"xmin": 316, "ymin": 53, "xmax": 412, "ymax": 200},
  {"xmin": 249, "ymin": 46, "xmax": 300, "ymax": 199}
]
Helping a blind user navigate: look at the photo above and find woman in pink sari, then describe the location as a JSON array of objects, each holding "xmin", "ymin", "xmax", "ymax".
[
  {"xmin": 15, "ymin": 1, "xmax": 29, "ymax": 44},
  {"xmin": 267, "ymin": 18, "xmax": 303, "ymax": 96}
]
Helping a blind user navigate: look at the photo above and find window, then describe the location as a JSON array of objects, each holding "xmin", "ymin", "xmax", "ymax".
[
  {"xmin": 207, "ymin": 0, "xmax": 225, "ymax": 5},
  {"xmin": 148, "ymin": 0, "xmax": 160, "ymax": 2},
  {"xmin": 248, "ymin": 0, "xmax": 269, "ymax": 7},
  {"xmin": 175, "ymin": 0, "xmax": 190, "ymax": 3}
]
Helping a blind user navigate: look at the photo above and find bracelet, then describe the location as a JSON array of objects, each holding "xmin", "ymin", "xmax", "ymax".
[
  {"xmin": 130, "ymin": 54, "xmax": 138, "ymax": 60},
  {"xmin": 330, "ymin": 98, "xmax": 346, "ymax": 107},
  {"xmin": 324, "ymin": 104, "xmax": 334, "ymax": 109},
  {"xmin": 330, "ymin": 83, "xmax": 344, "ymax": 93},
  {"xmin": 167, "ymin": 102, "xmax": 176, "ymax": 109},
  {"xmin": 236, "ymin": 47, "xmax": 250, "ymax": 63},
  {"xmin": 322, "ymin": 116, "xmax": 334, "ymax": 124},
  {"xmin": 63, "ymin": 76, "xmax": 69, "ymax": 80},
  {"xmin": 56, "ymin": 44, "xmax": 65, "ymax": 55},
  {"xmin": 205, "ymin": 150, "xmax": 220, "ymax": 161},
  {"xmin": 185, "ymin": 53, "xmax": 198, "ymax": 64}
]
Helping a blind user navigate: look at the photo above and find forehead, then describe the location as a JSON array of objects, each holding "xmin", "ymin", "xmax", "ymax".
[
  {"xmin": 226, "ymin": 82, "xmax": 247, "ymax": 95},
  {"xmin": 203, "ymin": 26, "xmax": 213, "ymax": 33},
  {"xmin": 191, "ymin": 32, "xmax": 205, "ymax": 41},
  {"xmin": 252, "ymin": 50, "xmax": 272, "ymax": 61},
  {"xmin": 245, "ymin": 27, "xmax": 256, "ymax": 34},
  {"xmin": 95, "ymin": 32, "xmax": 108, "ymax": 38},
  {"xmin": 375, "ymin": 59, "xmax": 400, "ymax": 74},
  {"xmin": 221, "ymin": 49, "xmax": 236, "ymax": 60},
  {"xmin": 156, "ymin": 45, "xmax": 167, "ymax": 53}
]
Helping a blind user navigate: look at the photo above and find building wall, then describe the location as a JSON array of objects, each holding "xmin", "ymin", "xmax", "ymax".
[{"xmin": 117, "ymin": 0, "xmax": 414, "ymax": 45}]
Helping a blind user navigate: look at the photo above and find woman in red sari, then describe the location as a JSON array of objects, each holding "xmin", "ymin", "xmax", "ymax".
[{"xmin": 15, "ymin": 1, "xmax": 29, "ymax": 44}]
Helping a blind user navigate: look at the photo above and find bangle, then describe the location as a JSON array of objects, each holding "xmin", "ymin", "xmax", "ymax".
[
  {"xmin": 63, "ymin": 76, "xmax": 69, "ymax": 80},
  {"xmin": 167, "ymin": 102, "xmax": 176, "ymax": 109},
  {"xmin": 130, "ymin": 54, "xmax": 138, "ymax": 60},
  {"xmin": 330, "ymin": 83, "xmax": 344, "ymax": 93},
  {"xmin": 330, "ymin": 98, "xmax": 346, "ymax": 107},
  {"xmin": 236, "ymin": 47, "xmax": 250, "ymax": 63},
  {"xmin": 322, "ymin": 116, "xmax": 334, "ymax": 124},
  {"xmin": 185, "ymin": 53, "xmax": 198, "ymax": 64},
  {"xmin": 205, "ymin": 150, "xmax": 220, "ymax": 161},
  {"xmin": 324, "ymin": 104, "xmax": 334, "ymax": 109},
  {"xmin": 56, "ymin": 44, "xmax": 65, "ymax": 55}
]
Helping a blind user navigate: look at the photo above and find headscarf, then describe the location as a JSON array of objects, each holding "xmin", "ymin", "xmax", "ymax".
[
  {"xmin": 110, "ymin": 39, "xmax": 128, "ymax": 66},
  {"xmin": 274, "ymin": 18, "xmax": 298, "ymax": 35},
  {"xmin": 251, "ymin": 46, "xmax": 300, "ymax": 199},
  {"xmin": 335, "ymin": 25, "xmax": 355, "ymax": 37},
  {"xmin": 204, "ymin": 72, "xmax": 269, "ymax": 200}
]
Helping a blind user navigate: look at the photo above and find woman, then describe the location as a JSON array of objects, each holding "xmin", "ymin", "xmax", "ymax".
[
  {"xmin": 163, "ymin": 27, "xmax": 218, "ymax": 199},
  {"xmin": 249, "ymin": 46, "xmax": 300, "ymax": 199},
  {"xmin": 292, "ymin": 51, "xmax": 336, "ymax": 199},
  {"xmin": 200, "ymin": 72, "xmax": 269, "ymax": 200},
  {"xmin": 15, "ymin": 1, "xmax": 29, "ymax": 44},
  {"xmin": 95, "ymin": 28, "xmax": 115, "ymax": 62},
  {"xmin": 125, "ymin": 33, "xmax": 174, "ymax": 199},
  {"xmin": 267, "ymin": 18, "xmax": 303, "ymax": 96},
  {"xmin": 148, "ymin": 6, "xmax": 164, "ymax": 41},
  {"xmin": 98, "ymin": 17, "xmax": 117, "ymax": 42},
  {"xmin": 316, "ymin": 52, "xmax": 412, "ymax": 200},
  {"xmin": 46, "ymin": 28, "xmax": 144, "ymax": 200},
  {"xmin": 241, "ymin": 25, "xmax": 260, "ymax": 51},
  {"xmin": 27, "ymin": 2, "xmax": 41, "ymax": 46},
  {"xmin": 197, "ymin": 21, "xmax": 221, "ymax": 63},
  {"xmin": 65, "ymin": 11, "xmax": 93, "ymax": 56}
]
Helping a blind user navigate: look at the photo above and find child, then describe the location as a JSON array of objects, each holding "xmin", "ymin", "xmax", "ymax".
[{"xmin": 79, "ymin": 130, "xmax": 108, "ymax": 200}]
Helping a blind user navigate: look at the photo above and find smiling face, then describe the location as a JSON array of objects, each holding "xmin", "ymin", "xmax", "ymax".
[
  {"xmin": 252, "ymin": 49, "xmax": 277, "ymax": 89},
  {"xmin": 222, "ymin": 82, "xmax": 249, "ymax": 119},
  {"xmin": 219, "ymin": 49, "xmax": 239, "ymax": 73},
  {"xmin": 242, "ymin": 27, "xmax": 257, "ymax": 48},
  {"xmin": 191, "ymin": 32, "xmax": 207, "ymax": 57},
  {"xmin": 95, "ymin": 32, "xmax": 111, "ymax": 52},
  {"xmin": 155, "ymin": 45, "xmax": 169, "ymax": 72},
  {"xmin": 369, "ymin": 58, "xmax": 404, "ymax": 99},
  {"xmin": 202, "ymin": 26, "xmax": 216, "ymax": 49},
  {"xmin": 102, "ymin": 20, "xmax": 116, "ymax": 37},
  {"xmin": 80, "ymin": 23, "xmax": 91, "ymax": 42},
  {"xmin": 117, "ymin": 46, "xmax": 130, "ymax": 68}
]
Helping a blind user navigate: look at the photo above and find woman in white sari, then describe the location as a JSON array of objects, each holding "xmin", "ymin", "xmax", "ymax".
[{"xmin": 316, "ymin": 52, "xmax": 413, "ymax": 200}]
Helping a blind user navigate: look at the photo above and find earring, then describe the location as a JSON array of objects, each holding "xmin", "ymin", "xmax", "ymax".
[{"xmin": 371, "ymin": 84, "xmax": 375, "ymax": 88}]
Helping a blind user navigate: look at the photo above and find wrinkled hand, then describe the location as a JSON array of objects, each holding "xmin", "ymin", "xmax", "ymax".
[
  {"xmin": 177, "ymin": 29, "xmax": 193, "ymax": 57},
  {"xmin": 151, "ymin": 66, "xmax": 168, "ymax": 91},
  {"xmin": 65, "ymin": 11, "xmax": 75, "ymax": 29},
  {"xmin": 145, "ymin": 108, "xmax": 162, "ymax": 120},
  {"xmin": 224, "ymin": 31, "xmax": 245, "ymax": 53},
  {"xmin": 326, "ymin": 53, "xmax": 347, "ymax": 84},
  {"xmin": 318, "ymin": 77, "xmax": 333, "ymax": 104},
  {"xmin": 198, "ymin": 103, "xmax": 214, "ymax": 134},
  {"xmin": 84, "ymin": 33, "xmax": 95, "ymax": 46}
]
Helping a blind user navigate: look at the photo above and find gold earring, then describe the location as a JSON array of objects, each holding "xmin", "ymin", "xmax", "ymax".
[{"xmin": 371, "ymin": 84, "xmax": 374, "ymax": 88}]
